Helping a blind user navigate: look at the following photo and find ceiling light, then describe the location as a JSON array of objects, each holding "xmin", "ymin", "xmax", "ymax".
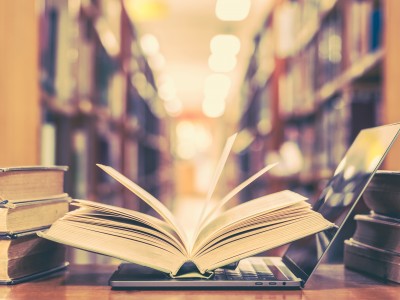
[
  {"xmin": 123, "ymin": 0, "xmax": 169, "ymax": 22},
  {"xmin": 194, "ymin": 126, "xmax": 212, "ymax": 153},
  {"xmin": 176, "ymin": 141, "xmax": 197, "ymax": 160},
  {"xmin": 164, "ymin": 99, "xmax": 182, "ymax": 117},
  {"xmin": 94, "ymin": 19, "xmax": 120, "ymax": 57},
  {"xmin": 157, "ymin": 74, "xmax": 177, "ymax": 101},
  {"xmin": 215, "ymin": 0, "xmax": 251, "ymax": 21},
  {"xmin": 176, "ymin": 121, "xmax": 197, "ymax": 140},
  {"xmin": 210, "ymin": 35, "xmax": 241, "ymax": 55},
  {"xmin": 158, "ymin": 81, "xmax": 176, "ymax": 102},
  {"xmin": 204, "ymin": 74, "xmax": 231, "ymax": 99},
  {"xmin": 148, "ymin": 53, "xmax": 166, "ymax": 70},
  {"xmin": 208, "ymin": 54, "xmax": 237, "ymax": 72},
  {"xmin": 202, "ymin": 99, "xmax": 226, "ymax": 118},
  {"xmin": 140, "ymin": 34, "xmax": 160, "ymax": 56}
]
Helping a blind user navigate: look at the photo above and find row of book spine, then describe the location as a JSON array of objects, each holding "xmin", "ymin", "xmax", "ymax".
[
  {"xmin": 279, "ymin": 0, "xmax": 383, "ymax": 118},
  {"xmin": 39, "ymin": 0, "xmax": 173, "ymax": 210},
  {"xmin": 38, "ymin": 0, "xmax": 173, "ymax": 264},
  {"xmin": 236, "ymin": 0, "xmax": 385, "ymax": 198},
  {"xmin": 285, "ymin": 85, "xmax": 380, "ymax": 180}
]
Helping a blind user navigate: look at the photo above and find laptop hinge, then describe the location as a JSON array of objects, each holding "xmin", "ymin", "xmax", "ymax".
[{"xmin": 282, "ymin": 256, "xmax": 308, "ymax": 287}]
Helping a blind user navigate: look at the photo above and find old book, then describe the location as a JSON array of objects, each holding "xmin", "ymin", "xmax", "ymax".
[
  {"xmin": 39, "ymin": 134, "xmax": 334, "ymax": 278},
  {"xmin": 344, "ymin": 239, "xmax": 400, "ymax": 283},
  {"xmin": 0, "ymin": 166, "xmax": 68, "ymax": 203},
  {"xmin": 351, "ymin": 214, "xmax": 400, "ymax": 253},
  {"xmin": 0, "ymin": 231, "xmax": 63, "ymax": 260},
  {"xmin": 362, "ymin": 170, "xmax": 400, "ymax": 218},
  {"xmin": 0, "ymin": 195, "xmax": 70, "ymax": 234},
  {"xmin": 0, "ymin": 231, "xmax": 67, "ymax": 284}
]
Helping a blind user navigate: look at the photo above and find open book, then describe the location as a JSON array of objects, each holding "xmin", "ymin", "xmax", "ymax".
[{"xmin": 38, "ymin": 134, "xmax": 334, "ymax": 278}]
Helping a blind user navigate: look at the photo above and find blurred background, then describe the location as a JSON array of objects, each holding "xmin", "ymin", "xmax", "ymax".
[{"xmin": 1, "ymin": 0, "xmax": 400, "ymax": 263}]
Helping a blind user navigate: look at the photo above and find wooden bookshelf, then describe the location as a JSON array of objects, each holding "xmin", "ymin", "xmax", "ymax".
[
  {"xmin": 37, "ymin": 0, "xmax": 173, "ymax": 212},
  {"xmin": 237, "ymin": 0, "xmax": 400, "ymax": 200},
  {"xmin": 36, "ymin": 0, "xmax": 174, "ymax": 263}
]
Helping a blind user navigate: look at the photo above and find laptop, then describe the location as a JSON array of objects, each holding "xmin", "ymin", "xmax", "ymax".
[{"xmin": 109, "ymin": 123, "xmax": 400, "ymax": 289}]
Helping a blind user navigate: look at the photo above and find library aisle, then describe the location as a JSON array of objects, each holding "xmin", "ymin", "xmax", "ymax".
[{"xmin": 1, "ymin": 0, "xmax": 400, "ymax": 266}]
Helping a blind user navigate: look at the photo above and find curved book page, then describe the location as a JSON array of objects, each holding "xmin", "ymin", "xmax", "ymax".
[
  {"xmin": 96, "ymin": 164, "xmax": 188, "ymax": 246},
  {"xmin": 197, "ymin": 162, "xmax": 279, "ymax": 233},
  {"xmin": 195, "ymin": 133, "xmax": 238, "ymax": 229}
]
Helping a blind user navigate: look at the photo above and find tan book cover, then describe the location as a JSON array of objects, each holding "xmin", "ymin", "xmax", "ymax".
[
  {"xmin": 0, "ymin": 166, "xmax": 68, "ymax": 203},
  {"xmin": 0, "ymin": 195, "xmax": 70, "ymax": 234}
]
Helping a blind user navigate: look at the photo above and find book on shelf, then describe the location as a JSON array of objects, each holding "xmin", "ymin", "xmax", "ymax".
[
  {"xmin": 316, "ymin": 8, "xmax": 343, "ymax": 89},
  {"xmin": 348, "ymin": 0, "xmax": 383, "ymax": 63},
  {"xmin": 0, "ymin": 230, "xmax": 67, "ymax": 284},
  {"xmin": 0, "ymin": 166, "xmax": 68, "ymax": 203},
  {"xmin": 39, "ymin": 134, "xmax": 334, "ymax": 278},
  {"xmin": 71, "ymin": 129, "xmax": 90, "ymax": 199},
  {"xmin": 76, "ymin": 21, "xmax": 95, "ymax": 99},
  {"xmin": 54, "ymin": 0, "xmax": 80, "ymax": 102},
  {"xmin": 40, "ymin": 120, "xmax": 57, "ymax": 166},
  {"xmin": 108, "ymin": 71, "xmax": 127, "ymax": 119}
]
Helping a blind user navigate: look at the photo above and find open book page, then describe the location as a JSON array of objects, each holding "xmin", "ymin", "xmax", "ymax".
[
  {"xmin": 193, "ymin": 133, "xmax": 278, "ymax": 246},
  {"xmin": 66, "ymin": 214, "xmax": 183, "ymax": 255},
  {"xmin": 96, "ymin": 164, "xmax": 188, "ymax": 246},
  {"xmin": 193, "ymin": 212, "xmax": 334, "ymax": 273},
  {"xmin": 196, "ymin": 162, "xmax": 279, "ymax": 233},
  {"xmin": 38, "ymin": 218, "xmax": 187, "ymax": 275},
  {"xmin": 71, "ymin": 200, "xmax": 187, "ymax": 254},
  {"xmin": 195, "ymin": 133, "xmax": 237, "ymax": 230},
  {"xmin": 193, "ymin": 202, "xmax": 313, "ymax": 256},
  {"xmin": 191, "ymin": 190, "xmax": 308, "ymax": 254},
  {"xmin": 65, "ymin": 214, "xmax": 187, "ymax": 255},
  {"xmin": 197, "ymin": 217, "xmax": 306, "ymax": 259}
]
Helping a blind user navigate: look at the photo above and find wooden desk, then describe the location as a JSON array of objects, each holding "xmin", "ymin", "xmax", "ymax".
[{"xmin": 0, "ymin": 264, "xmax": 398, "ymax": 299}]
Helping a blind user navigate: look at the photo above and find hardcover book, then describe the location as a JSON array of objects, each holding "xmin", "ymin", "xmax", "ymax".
[
  {"xmin": 0, "ymin": 195, "xmax": 70, "ymax": 234},
  {"xmin": 0, "ymin": 231, "xmax": 67, "ymax": 284},
  {"xmin": 0, "ymin": 166, "xmax": 68, "ymax": 203}
]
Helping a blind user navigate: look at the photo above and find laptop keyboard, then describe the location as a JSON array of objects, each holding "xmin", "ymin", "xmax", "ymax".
[{"xmin": 213, "ymin": 258, "xmax": 280, "ymax": 281}]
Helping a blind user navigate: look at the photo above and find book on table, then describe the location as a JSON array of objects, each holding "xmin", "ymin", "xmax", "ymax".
[
  {"xmin": 351, "ymin": 213, "xmax": 400, "ymax": 253},
  {"xmin": 344, "ymin": 168, "xmax": 400, "ymax": 283},
  {"xmin": 0, "ymin": 166, "xmax": 68, "ymax": 205},
  {"xmin": 39, "ymin": 134, "xmax": 334, "ymax": 278},
  {"xmin": 0, "ymin": 195, "xmax": 70, "ymax": 234},
  {"xmin": 0, "ymin": 166, "xmax": 69, "ymax": 284},
  {"xmin": 0, "ymin": 230, "xmax": 67, "ymax": 283}
]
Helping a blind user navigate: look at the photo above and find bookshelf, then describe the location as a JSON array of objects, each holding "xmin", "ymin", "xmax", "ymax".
[
  {"xmin": 237, "ymin": 0, "xmax": 400, "ymax": 202},
  {"xmin": 38, "ymin": 0, "xmax": 173, "ymax": 211},
  {"xmin": 36, "ymin": 0, "xmax": 174, "ymax": 263}
]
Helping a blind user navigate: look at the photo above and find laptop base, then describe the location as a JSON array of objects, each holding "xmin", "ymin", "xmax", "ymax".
[{"xmin": 109, "ymin": 257, "xmax": 302, "ymax": 290}]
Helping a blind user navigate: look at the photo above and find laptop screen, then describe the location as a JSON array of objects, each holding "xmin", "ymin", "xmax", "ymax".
[{"xmin": 283, "ymin": 123, "xmax": 400, "ymax": 284}]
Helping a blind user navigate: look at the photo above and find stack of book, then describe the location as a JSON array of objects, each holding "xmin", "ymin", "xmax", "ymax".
[
  {"xmin": 0, "ymin": 166, "xmax": 70, "ymax": 284},
  {"xmin": 344, "ymin": 171, "xmax": 400, "ymax": 283}
]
